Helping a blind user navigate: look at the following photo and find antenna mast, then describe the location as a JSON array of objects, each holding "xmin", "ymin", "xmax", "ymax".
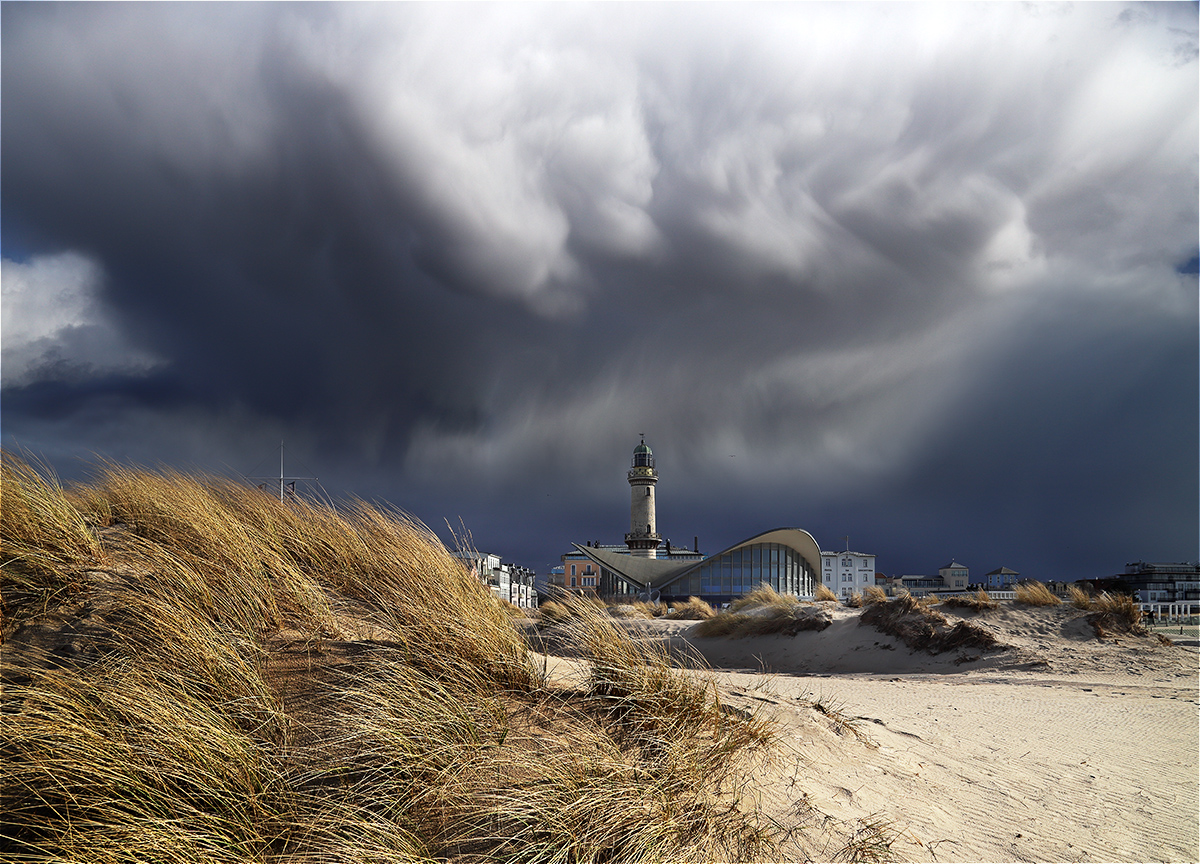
[{"xmin": 248, "ymin": 441, "xmax": 317, "ymax": 502}]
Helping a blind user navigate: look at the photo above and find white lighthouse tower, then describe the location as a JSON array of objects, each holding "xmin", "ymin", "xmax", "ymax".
[{"xmin": 625, "ymin": 437, "xmax": 661, "ymax": 558}]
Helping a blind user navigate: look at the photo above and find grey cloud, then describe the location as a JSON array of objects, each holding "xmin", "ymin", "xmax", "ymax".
[{"xmin": 2, "ymin": 2, "xmax": 1195, "ymax": 577}]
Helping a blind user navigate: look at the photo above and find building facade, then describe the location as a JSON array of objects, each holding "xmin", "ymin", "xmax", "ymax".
[
  {"xmin": 978, "ymin": 567, "xmax": 1020, "ymax": 589},
  {"xmin": 454, "ymin": 550, "xmax": 538, "ymax": 610},
  {"xmin": 1119, "ymin": 561, "xmax": 1200, "ymax": 604},
  {"xmin": 821, "ymin": 550, "xmax": 877, "ymax": 599}
]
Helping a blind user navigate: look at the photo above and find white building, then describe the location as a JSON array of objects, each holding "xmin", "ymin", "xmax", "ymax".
[
  {"xmin": 453, "ymin": 550, "xmax": 538, "ymax": 610},
  {"xmin": 821, "ymin": 549, "xmax": 877, "ymax": 598}
]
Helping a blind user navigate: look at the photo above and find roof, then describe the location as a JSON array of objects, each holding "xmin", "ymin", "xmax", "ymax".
[
  {"xmin": 572, "ymin": 527, "xmax": 823, "ymax": 593},
  {"xmin": 940, "ymin": 560, "xmax": 968, "ymax": 570},
  {"xmin": 986, "ymin": 566, "xmax": 1020, "ymax": 576}
]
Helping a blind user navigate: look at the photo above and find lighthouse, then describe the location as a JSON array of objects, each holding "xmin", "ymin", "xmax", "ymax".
[{"xmin": 624, "ymin": 437, "xmax": 662, "ymax": 558}]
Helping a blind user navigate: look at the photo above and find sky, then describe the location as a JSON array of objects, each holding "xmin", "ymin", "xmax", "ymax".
[{"xmin": 2, "ymin": 2, "xmax": 1197, "ymax": 581}]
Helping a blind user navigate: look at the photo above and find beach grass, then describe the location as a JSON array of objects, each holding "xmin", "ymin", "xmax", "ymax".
[
  {"xmin": 1015, "ymin": 581, "xmax": 1061, "ymax": 606},
  {"xmin": 815, "ymin": 582, "xmax": 839, "ymax": 602},
  {"xmin": 942, "ymin": 588, "xmax": 998, "ymax": 611},
  {"xmin": 664, "ymin": 596, "xmax": 717, "ymax": 620},
  {"xmin": 694, "ymin": 586, "xmax": 832, "ymax": 639},
  {"xmin": 859, "ymin": 592, "xmax": 1001, "ymax": 655},
  {"xmin": 1, "ymin": 451, "xmax": 780, "ymax": 863}
]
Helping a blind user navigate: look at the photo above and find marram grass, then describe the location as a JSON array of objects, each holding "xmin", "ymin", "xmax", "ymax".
[{"xmin": 1, "ymin": 451, "xmax": 779, "ymax": 862}]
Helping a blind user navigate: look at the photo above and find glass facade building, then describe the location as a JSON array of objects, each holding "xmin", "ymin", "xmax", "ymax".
[
  {"xmin": 565, "ymin": 528, "xmax": 823, "ymax": 608},
  {"xmin": 661, "ymin": 542, "xmax": 816, "ymax": 605}
]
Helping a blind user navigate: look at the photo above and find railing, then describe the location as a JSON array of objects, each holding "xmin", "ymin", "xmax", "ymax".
[{"xmin": 1139, "ymin": 602, "xmax": 1200, "ymax": 623}]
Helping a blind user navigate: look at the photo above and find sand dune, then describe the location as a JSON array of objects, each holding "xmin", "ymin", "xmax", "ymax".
[{"xmin": 571, "ymin": 602, "xmax": 1200, "ymax": 863}]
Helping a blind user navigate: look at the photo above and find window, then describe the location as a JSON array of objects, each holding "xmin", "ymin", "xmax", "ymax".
[
  {"xmin": 570, "ymin": 577, "xmax": 576, "ymax": 587},
  {"xmin": 571, "ymin": 564, "xmax": 577, "ymax": 576}
]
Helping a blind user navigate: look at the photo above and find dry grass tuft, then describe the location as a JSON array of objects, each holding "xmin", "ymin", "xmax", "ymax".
[
  {"xmin": 2, "ymin": 451, "xmax": 106, "ymax": 633},
  {"xmin": 1087, "ymin": 591, "xmax": 1146, "ymax": 638},
  {"xmin": 695, "ymin": 588, "xmax": 832, "ymax": 639},
  {"xmin": 941, "ymin": 588, "xmax": 998, "ymax": 611},
  {"xmin": 859, "ymin": 593, "xmax": 1002, "ymax": 655},
  {"xmin": 664, "ymin": 596, "xmax": 716, "ymax": 620},
  {"xmin": 498, "ymin": 597, "xmax": 526, "ymax": 617},
  {"xmin": 832, "ymin": 813, "xmax": 899, "ymax": 863},
  {"xmin": 814, "ymin": 582, "xmax": 838, "ymax": 602},
  {"xmin": 1068, "ymin": 584, "xmax": 1093, "ymax": 610},
  {"xmin": 861, "ymin": 585, "xmax": 888, "ymax": 605},
  {"xmin": 729, "ymin": 584, "xmax": 799, "ymax": 613},
  {"xmin": 610, "ymin": 600, "xmax": 666, "ymax": 619},
  {"xmin": 844, "ymin": 592, "xmax": 863, "ymax": 608},
  {"xmin": 2, "ymin": 452, "xmax": 782, "ymax": 863},
  {"xmin": 536, "ymin": 599, "xmax": 572, "ymax": 624},
  {"xmin": 1014, "ymin": 581, "xmax": 1061, "ymax": 606}
]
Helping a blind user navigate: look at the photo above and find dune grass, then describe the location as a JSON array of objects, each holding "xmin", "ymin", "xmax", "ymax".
[
  {"xmin": 859, "ymin": 593, "xmax": 1001, "ymax": 655},
  {"xmin": 2, "ymin": 452, "xmax": 780, "ymax": 863},
  {"xmin": 1068, "ymin": 584, "xmax": 1093, "ymax": 610},
  {"xmin": 814, "ymin": 582, "xmax": 838, "ymax": 602},
  {"xmin": 695, "ymin": 586, "xmax": 832, "ymax": 639},
  {"xmin": 1059, "ymin": 585, "xmax": 1145, "ymax": 637},
  {"xmin": 941, "ymin": 588, "xmax": 998, "ymax": 611},
  {"xmin": 1014, "ymin": 581, "xmax": 1061, "ymax": 606},
  {"xmin": 861, "ymin": 585, "xmax": 888, "ymax": 605},
  {"xmin": 1, "ymin": 450, "xmax": 106, "ymax": 628},
  {"xmin": 664, "ymin": 596, "xmax": 716, "ymax": 620},
  {"xmin": 1086, "ymin": 591, "xmax": 1146, "ymax": 637}
]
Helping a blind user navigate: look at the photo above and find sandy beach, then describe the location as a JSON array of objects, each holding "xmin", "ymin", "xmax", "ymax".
[{"xmin": 541, "ymin": 603, "xmax": 1199, "ymax": 863}]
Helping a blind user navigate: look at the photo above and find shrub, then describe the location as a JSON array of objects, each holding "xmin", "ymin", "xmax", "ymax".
[{"xmin": 1015, "ymin": 581, "xmax": 1061, "ymax": 606}]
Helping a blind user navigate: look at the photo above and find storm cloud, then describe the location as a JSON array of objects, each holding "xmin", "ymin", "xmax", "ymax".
[{"xmin": 3, "ymin": 2, "xmax": 1196, "ymax": 578}]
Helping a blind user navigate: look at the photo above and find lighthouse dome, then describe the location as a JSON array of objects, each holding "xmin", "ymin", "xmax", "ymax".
[{"xmin": 631, "ymin": 439, "xmax": 655, "ymax": 469}]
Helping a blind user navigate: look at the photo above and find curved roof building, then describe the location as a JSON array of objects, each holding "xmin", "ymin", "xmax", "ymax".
[
  {"xmin": 573, "ymin": 526, "xmax": 822, "ymax": 605},
  {"xmin": 563, "ymin": 439, "xmax": 823, "ymax": 605}
]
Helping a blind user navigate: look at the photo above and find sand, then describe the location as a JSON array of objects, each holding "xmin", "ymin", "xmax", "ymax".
[{"xmin": 542, "ymin": 603, "xmax": 1200, "ymax": 863}]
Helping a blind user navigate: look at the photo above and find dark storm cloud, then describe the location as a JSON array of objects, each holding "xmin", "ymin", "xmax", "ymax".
[{"xmin": 2, "ymin": 2, "xmax": 1196, "ymax": 576}]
